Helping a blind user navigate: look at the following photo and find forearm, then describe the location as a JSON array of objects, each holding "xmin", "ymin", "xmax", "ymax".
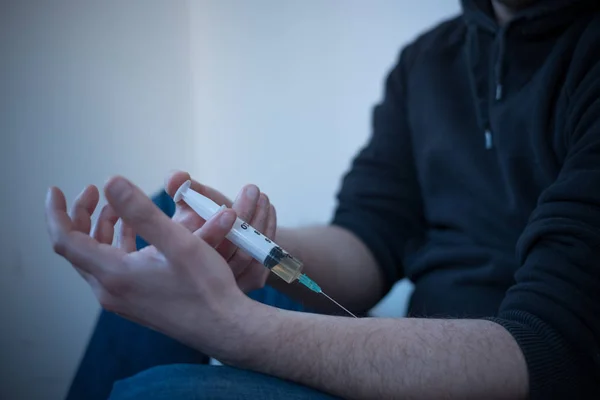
[
  {"xmin": 268, "ymin": 225, "xmax": 386, "ymax": 313},
  {"xmin": 226, "ymin": 304, "xmax": 529, "ymax": 400}
]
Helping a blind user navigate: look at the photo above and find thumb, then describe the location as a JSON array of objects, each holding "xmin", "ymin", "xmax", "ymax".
[{"xmin": 194, "ymin": 208, "xmax": 237, "ymax": 248}]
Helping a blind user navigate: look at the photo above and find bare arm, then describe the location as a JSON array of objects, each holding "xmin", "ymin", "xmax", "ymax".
[
  {"xmin": 266, "ymin": 49, "xmax": 425, "ymax": 314},
  {"xmin": 267, "ymin": 47, "xmax": 427, "ymax": 315},
  {"xmin": 46, "ymin": 175, "xmax": 529, "ymax": 400},
  {"xmin": 221, "ymin": 305, "xmax": 529, "ymax": 400},
  {"xmin": 268, "ymin": 225, "xmax": 386, "ymax": 314},
  {"xmin": 233, "ymin": 56, "xmax": 600, "ymax": 399},
  {"xmin": 245, "ymin": 58, "xmax": 600, "ymax": 399}
]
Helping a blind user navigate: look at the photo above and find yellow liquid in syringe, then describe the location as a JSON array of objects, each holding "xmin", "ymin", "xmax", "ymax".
[{"xmin": 269, "ymin": 256, "xmax": 303, "ymax": 283}]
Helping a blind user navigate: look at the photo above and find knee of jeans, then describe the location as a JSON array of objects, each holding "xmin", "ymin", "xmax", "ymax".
[{"xmin": 109, "ymin": 364, "xmax": 209, "ymax": 400}]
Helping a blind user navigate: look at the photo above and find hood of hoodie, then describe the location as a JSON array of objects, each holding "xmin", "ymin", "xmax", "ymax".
[
  {"xmin": 462, "ymin": 0, "xmax": 596, "ymax": 34},
  {"xmin": 458, "ymin": 0, "xmax": 598, "ymax": 140}
]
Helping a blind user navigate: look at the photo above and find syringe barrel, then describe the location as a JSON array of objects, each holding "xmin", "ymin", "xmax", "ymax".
[
  {"xmin": 225, "ymin": 218, "xmax": 303, "ymax": 283},
  {"xmin": 174, "ymin": 181, "xmax": 304, "ymax": 283}
]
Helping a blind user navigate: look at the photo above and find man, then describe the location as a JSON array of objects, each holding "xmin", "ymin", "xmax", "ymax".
[{"xmin": 48, "ymin": 0, "xmax": 600, "ymax": 399}]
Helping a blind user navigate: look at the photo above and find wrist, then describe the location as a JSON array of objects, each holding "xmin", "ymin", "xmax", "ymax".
[
  {"xmin": 206, "ymin": 296, "xmax": 271, "ymax": 362},
  {"xmin": 214, "ymin": 300, "xmax": 281, "ymax": 366}
]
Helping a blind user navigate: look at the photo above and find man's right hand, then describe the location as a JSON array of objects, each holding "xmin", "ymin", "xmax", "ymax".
[
  {"xmin": 165, "ymin": 171, "xmax": 275, "ymax": 293},
  {"xmin": 166, "ymin": 171, "xmax": 385, "ymax": 315}
]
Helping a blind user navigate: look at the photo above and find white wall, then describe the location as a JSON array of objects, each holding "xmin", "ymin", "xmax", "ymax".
[
  {"xmin": 1, "ymin": 1, "xmax": 459, "ymax": 399},
  {"xmin": 0, "ymin": 1, "xmax": 195, "ymax": 399}
]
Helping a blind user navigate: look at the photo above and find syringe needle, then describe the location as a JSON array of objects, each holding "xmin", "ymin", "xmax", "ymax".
[{"xmin": 321, "ymin": 291, "xmax": 358, "ymax": 318}]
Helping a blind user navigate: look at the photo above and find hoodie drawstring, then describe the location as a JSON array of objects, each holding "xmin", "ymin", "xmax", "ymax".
[
  {"xmin": 466, "ymin": 24, "xmax": 508, "ymax": 150},
  {"xmin": 494, "ymin": 28, "xmax": 507, "ymax": 101}
]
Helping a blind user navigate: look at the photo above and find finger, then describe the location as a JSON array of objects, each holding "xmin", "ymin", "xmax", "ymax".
[
  {"xmin": 194, "ymin": 208, "xmax": 236, "ymax": 248},
  {"xmin": 48, "ymin": 187, "xmax": 93, "ymax": 281},
  {"xmin": 166, "ymin": 172, "xmax": 196, "ymax": 231},
  {"xmin": 167, "ymin": 172, "xmax": 202, "ymax": 231},
  {"xmin": 69, "ymin": 185, "xmax": 100, "ymax": 234},
  {"xmin": 226, "ymin": 193, "xmax": 269, "ymax": 276},
  {"xmin": 91, "ymin": 204, "xmax": 119, "ymax": 245},
  {"xmin": 265, "ymin": 204, "xmax": 277, "ymax": 240},
  {"xmin": 166, "ymin": 171, "xmax": 232, "ymax": 232},
  {"xmin": 117, "ymin": 220, "xmax": 137, "ymax": 253},
  {"xmin": 171, "ymin": 206, "xmax": 205, "ymax": 232},
  {"xmin": 232, "ymin": 184, "xmax": 260, "ymax": 222},
  {"xmin": 249, "ymin": 193, "xmax": 270, "ymax": 234},
  {"xmin": 104, "ymin": 176, "xmax": 207, "ymax": 261},
  {"xmin": 217, "ymin": 185, "xmax": 260, "ymax": 261},
  {"xmin": 236, "ymin": 203, "xmax": 276, "ymax": 290},
  {"xmin": 165, "ymin": 171, "xmax": 231, "ymax": 208},
  {"xmin": 46, "ymin": 187, "xmax": 122, "ymax": 275},
  {"xmin": 165, "ymin": 171, "xmax": 232, "ymax": 207}
]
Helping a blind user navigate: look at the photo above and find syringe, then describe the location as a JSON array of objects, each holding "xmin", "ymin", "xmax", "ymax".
[{"xmin": 174, "ymin": 180, "xmax": 357, "ymax": 318}]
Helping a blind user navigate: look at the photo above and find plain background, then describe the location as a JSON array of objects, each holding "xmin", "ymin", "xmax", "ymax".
[{"xmin": 1, "ymin": 1, "xmax": 459, "ymax": 399}]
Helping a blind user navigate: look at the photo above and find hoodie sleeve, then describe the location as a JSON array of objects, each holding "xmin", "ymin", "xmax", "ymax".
[
  {"xmin": 487, "ymin": 60, "xmax": 600, "ymax": 398},
  {"xmin": 331, "ymin": 47, "xmax": 425, "ymax": 289}
]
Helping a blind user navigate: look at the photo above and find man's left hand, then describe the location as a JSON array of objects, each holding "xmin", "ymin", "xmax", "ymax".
[{"xmin": 45, "ymin": 176, "xmax": 252, "ymax": 357}]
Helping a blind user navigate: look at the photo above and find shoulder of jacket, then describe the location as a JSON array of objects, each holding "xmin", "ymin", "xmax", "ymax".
[{"xmin": 564, "ymin": 13, "xmax": 600, "ymax": 98}]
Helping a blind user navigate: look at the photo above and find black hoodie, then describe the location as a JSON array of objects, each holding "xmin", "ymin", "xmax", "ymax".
[{"xmin": 332, "ymin": 0, "xmax": 600, "ymax": 397}]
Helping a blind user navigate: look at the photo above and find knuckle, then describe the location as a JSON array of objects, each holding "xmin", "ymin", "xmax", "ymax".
[
  {"xmin": 259, "ymin": 194, "xmax": 270, "ymax": 209},
  {"xmin": 114, "ymin": 188, "xmax": 152, "ymax": 222},
  {"xmin": 52, "ymin": 241, "xmax": 66, "ymax": 256},
  {"xmin": 198, "ymin": 231, "xmax": 217, "ymax": 247},
  {"xmin": 233, "ymin": 199, "xmax": 257, "ymax": 221},
  {"xmin": 70, "ymin": 201, "xmax": 84, "ymax": 216},
  {"xmin": 198, "ymin": 218, "xmax": 218, "ymax": 234},
  {"xmin": 235, "ymin": 208, "xmax": 252, "ymax": 222},
  {"xmin": 52, "ymin": 234, "xmax": 69, "ymax": 256}
]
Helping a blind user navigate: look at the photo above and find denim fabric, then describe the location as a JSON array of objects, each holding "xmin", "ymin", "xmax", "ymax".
[
  {"xmin": 66, "ymin": 286, "xmax": 305, "ymax": 400},
  {"xmin": 65, "ymin": 191, "xmax": 307, "ymax": 400},
  {"xmin": 108, "ymin": 364, "xmax": 340, "ymax": 400}
]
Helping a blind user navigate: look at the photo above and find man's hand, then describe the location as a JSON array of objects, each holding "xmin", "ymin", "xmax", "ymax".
[
  {"xmin": 45, "ymin": 176, "xmax": 255, "ymax": 356},
  {"xmin": 165, "ymin": 171, "xmax": 275, "ymax": 293}
]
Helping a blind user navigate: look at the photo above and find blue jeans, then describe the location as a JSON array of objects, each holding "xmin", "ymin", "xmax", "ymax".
[
  {"xmin": 108, "ymin": 364, "xmax": 340, "ymax": 400},
  {"xmin": 66, "ymin": 286, "xmax": 329, "ymax": 400}
]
